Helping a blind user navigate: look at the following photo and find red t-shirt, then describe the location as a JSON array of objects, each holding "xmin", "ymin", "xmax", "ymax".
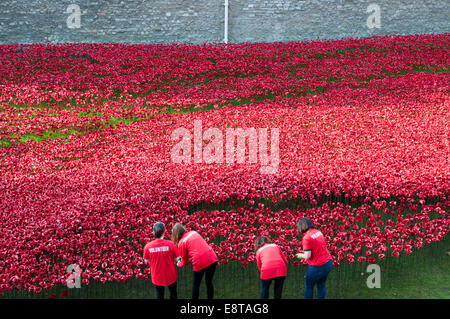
[
  {"xmin": 302, "ymin": 229, "xmax": 332, "ymax": 266},
  {"xmin": 143, "ymin": 239, "xmax": 178, "ymax": 286},
  {"xmin": 177, "ymin": 231, "xmax": 218, "ymax": 271},
  {"xmin": 256, "ymin": 243, "xmax": 288, "ymax": 280}
]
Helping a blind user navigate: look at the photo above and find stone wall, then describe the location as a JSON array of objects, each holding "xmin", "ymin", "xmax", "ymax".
[{"xmin": 0, "ymin": 0, "xmax": 448, "ymax": 44}]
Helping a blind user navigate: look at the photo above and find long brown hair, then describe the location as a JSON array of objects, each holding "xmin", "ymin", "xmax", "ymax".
[
  {"xmin": 254, "ymin": 236, "xmax": 272, "ymax": 252},
  {"xmin": 171, "ymin": 223, "xmax": 187, "ymax": 246}
]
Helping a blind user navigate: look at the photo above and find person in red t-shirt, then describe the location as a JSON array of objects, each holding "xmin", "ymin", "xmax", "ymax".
[
  {"xmin": 171, "ymin": 223, "xmax": 219, "ymax": 299},
  {"xmin": 143, "ymin": 222, "xmax": 178, "ymax": 299},
  {"xmin": 255, "ymin": 236, "xmax": 288, "ymax": 299},
  {"xmin": 296, "ymin": 217, "xmax": 333, "ymax": 299}
]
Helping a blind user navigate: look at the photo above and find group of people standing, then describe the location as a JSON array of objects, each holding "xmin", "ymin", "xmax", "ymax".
[{"xmin": 143, "ymin": 217, "xmax": 333, "ymax": 299}]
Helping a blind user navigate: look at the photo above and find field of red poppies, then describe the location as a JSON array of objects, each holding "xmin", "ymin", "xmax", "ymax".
[{"xmin": 0, "ymin": 34, "xmax": 448, "ymax": 295}]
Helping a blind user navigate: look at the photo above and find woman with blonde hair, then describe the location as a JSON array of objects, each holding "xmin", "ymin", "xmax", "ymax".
[
  {"xmin": 172, "ymin": 223, "xmax": 219, "ymax": 299},
  {"xmin": 255, "ymin": 236, "xmax": 288, "ymax": 299}
]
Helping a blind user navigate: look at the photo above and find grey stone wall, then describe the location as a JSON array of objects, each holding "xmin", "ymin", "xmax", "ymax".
[{"xmin": 0, "ymin": 0, "xmax": 448, "ymax": 44}]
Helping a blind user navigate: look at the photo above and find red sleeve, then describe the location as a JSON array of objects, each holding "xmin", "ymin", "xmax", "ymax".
[
  {"xmin": 302, "ymin": 235, "xmax": 312, "ymax": 251},
  {"xmin": 143, "ymin": 244, "xmax": 151, "ymax": 274},
  {"xmin": 143, "ymin": 244, "xmax": 149, "ymax": 260},
  {"xmin": 177, "ymin": 239, "xmax": 191, "ymax": 267},
  {"xmin": 256, "ymin": 250, "xmax": 262, "ymax": 271}
]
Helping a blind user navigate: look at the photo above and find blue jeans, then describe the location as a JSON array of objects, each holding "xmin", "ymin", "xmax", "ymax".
[{"xmin": 305, "ymin": 259, "xmax": 332, "ymax": 299}]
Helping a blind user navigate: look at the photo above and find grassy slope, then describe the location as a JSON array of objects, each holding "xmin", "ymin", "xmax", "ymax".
[{"xmin": 3, "ymin": 236, "xmax": 448, "ymax": 299}]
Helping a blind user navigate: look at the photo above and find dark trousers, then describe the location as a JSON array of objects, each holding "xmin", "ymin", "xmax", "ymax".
[
  {"xmin": 260, "ymin": 276, "xmax": 286, "ymax": 299},
  {"xmin": 192, "ymin": 261, "xmax": 218, "ymax": 299},
  {"xmin": 305, "ymin": 259, "xmax": 333, "ymax": 299},
  {"xmin": 155, "ymin": 281, "xmax": 177, "ymax": 299}
]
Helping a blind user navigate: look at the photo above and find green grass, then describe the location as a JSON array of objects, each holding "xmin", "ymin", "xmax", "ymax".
[
  {"xmin": 1, "ymin": 59, "xmax": 448, "ymax": 149},
  {"xmin": 2, "ymin": 236, "xmax": 448, "ymax": 299}
]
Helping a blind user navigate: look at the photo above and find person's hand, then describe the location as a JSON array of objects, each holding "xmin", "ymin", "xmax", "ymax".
[{"xmin": 296, "ymin": 253, "xmax": 304, "ymax": 260}]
